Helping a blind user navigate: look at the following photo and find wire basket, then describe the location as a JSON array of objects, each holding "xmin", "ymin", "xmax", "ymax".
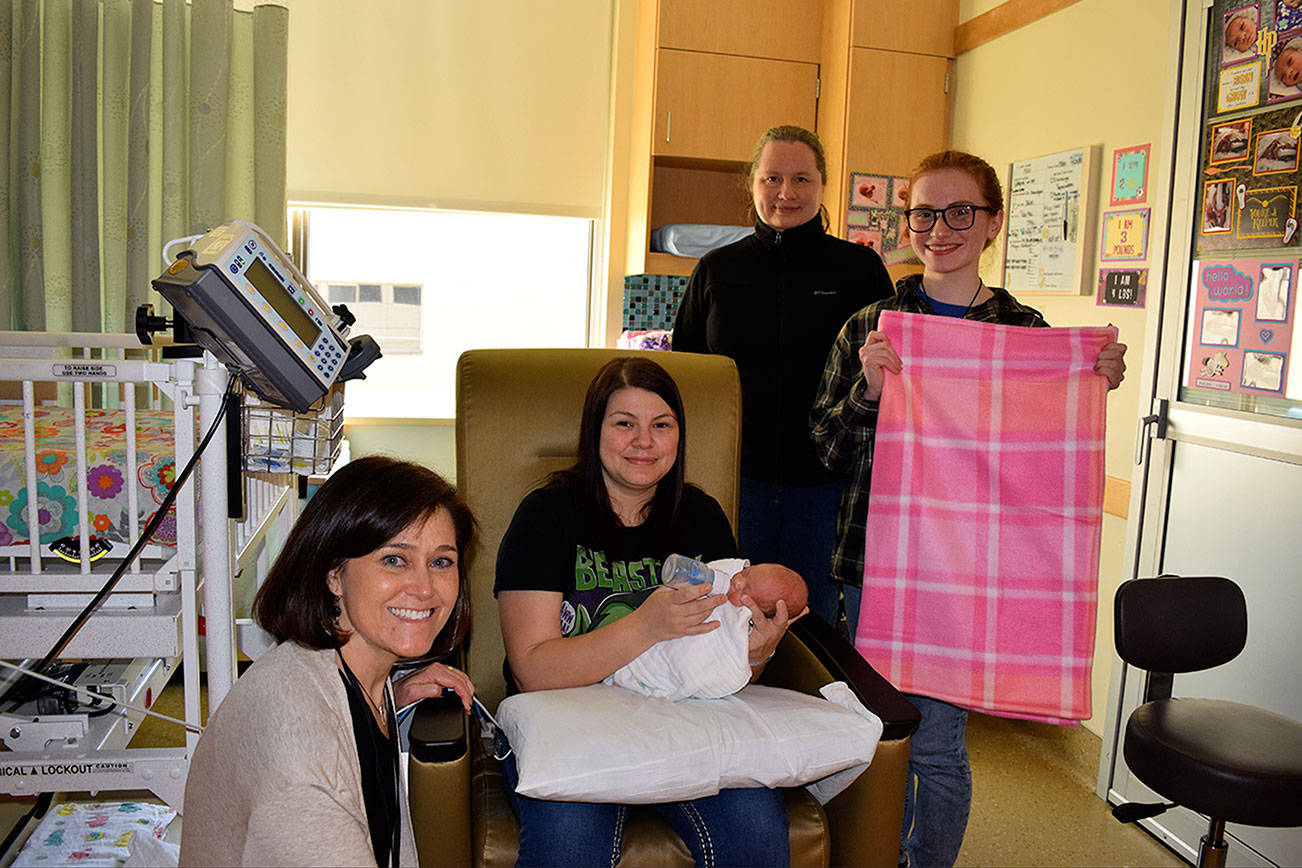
[{"xmin": 242, "ymin": 384, "xmax": 345, "ymax": 475}]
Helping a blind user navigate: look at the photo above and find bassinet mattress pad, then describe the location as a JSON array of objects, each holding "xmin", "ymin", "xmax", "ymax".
[
  {"xmin": 0, "ymin": 407, "xmax": 180, "ymax": 549},
  {"xmin": 855, "ymin": 311, "xmax": 1115, "ymax": 723}
]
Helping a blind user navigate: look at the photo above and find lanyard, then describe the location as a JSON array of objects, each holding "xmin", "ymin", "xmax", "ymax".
[{"xmin": 338, "ymin": 651, "xmax": 402, "ymax": 867}]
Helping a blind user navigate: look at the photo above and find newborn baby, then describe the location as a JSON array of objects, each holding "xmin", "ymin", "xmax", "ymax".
[
  {"xmin": 604, "ymin": 558, "xmax": 807, "ymax": 701},
  {"xmin": 726, "ymin": 562, "xmax": 808, "ymax": 620},
  {"xmin": 1270, "ymin": 37, "xmax": 1302, "ymax": 99}
]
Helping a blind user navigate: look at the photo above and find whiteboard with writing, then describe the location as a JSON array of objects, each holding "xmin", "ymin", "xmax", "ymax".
[{"xmin": 1002, "ymin": 146, "xmax": 1099, "ymax": 294}]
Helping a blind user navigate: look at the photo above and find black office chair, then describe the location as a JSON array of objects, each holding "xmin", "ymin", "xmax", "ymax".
[{"xmin": 1112, "ymin": 576, "xmax": 1302, "ymax": 868}]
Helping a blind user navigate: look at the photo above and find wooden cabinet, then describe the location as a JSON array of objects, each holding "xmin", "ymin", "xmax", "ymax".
[
  {"xmin": 658, "ymin": 0, "xmax": 822, "ymax": 62},
  {"xmin": 844, "ymin": 48, "xmax": 951, "ymax": 178},
  {"xmin": 817, "ymin": 1, "xmax": 956, "ymax": 282},
  {"xmin": 616, "ymin": 0, "xmax": 957, "ymax": 283},
  {"xmin": 852, "ymin": 0, "xmax": 957, "ymax": 56},
  {"xmin": 636, "ymin": 8, "xmax": 821, "ymax": 277},
  {"xmin": 645, "ymin": 160, "xmax": 753, "ymax": 276},
  {"xmin": 649, "ymin": 162, "xmax": 751, "ymax": 229},
  {"xmin": 653, "ymin": 49, "xmax": 818, "ymax": 163}
]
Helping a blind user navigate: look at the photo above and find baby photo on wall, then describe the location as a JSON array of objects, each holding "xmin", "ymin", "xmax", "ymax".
[
  {"xmin": 847, "ymin": 228, "xmax": 884, "ymax": 251},
  {"xmin": 1241, "ymin": 350, "xmax": 1285, "ymax": 391},
  {"xmin": 1203, "ymin": 178, "xmax": 1235, "ymax": 233},
  {"xmin": 1210, "ymin": 118, "xmax": 1252, "ymax": 163},
  {"xmin": 1268, "ymin": 30, "xmax": 1302, "ymax": 102},
  {"xmin": 1253, "ymin": 127, "xmax": 1300, "ymax": 173},
  {"xmin": 889, "ymin": 176, "xmax": 910, "ymax": 207},
  {"xmin": 1258, "ymin": 262, "xmax": 1293, "ymax": 320},
  {"xmin": 849, "ymin": 173, "xmax": 889, "ymax": 209},
  {"xmin": 1188, "ymin": 258, "xmax": 1298, "ymax": 394},
  {"xmin": 1202, "ymin": 307, "xmax": 1243, "ymax": 345},
  {"xmin": 1223, "ymin": 4, "xmax": 1260, "ymax": 66}
]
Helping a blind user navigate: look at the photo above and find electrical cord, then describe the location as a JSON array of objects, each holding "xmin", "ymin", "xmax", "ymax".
[
  {"xmin": 0, "ymin": 661, "xmax": 86, "ymax": 707},
  {"xmin": 0, "ymin": 662, "xmax": 114, "ymax": 716},
  {"xmin": 0, "ymin": 659, "xmax": 199, "ymax": 733},
  {"xmin": 0, "ymin": 375, "xmax": 239, "ymax": 713}
]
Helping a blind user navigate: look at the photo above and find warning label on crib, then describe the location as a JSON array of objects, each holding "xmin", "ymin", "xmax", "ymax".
[
  {"xmin": 0, "ymin": 760, "xmax": 130, "ymax": 777},
  {"xmin": 52, "ymin": 363, "xmax": 116, "ymax": 379}
]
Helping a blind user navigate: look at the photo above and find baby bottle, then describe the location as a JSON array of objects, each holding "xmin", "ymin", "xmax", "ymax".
[{"xmin": 661, "ymin": 553, "xmax": 712, "ymax": 588}]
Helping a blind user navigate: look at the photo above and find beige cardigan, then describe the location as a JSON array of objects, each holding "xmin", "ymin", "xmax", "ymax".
[{"xmin": 179, "ymin": 642, "xmax": 418, "ymax": 867}]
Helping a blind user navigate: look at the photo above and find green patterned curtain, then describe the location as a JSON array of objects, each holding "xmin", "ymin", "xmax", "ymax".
[{"xmin": 0, "ymin": 0, "xmax": 288, "ymax": 333}]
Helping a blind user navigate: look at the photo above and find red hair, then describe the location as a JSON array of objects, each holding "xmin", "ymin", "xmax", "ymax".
[{"xmin": 907, "ymin": 150, "xmax": 1004, "ymax": 212}]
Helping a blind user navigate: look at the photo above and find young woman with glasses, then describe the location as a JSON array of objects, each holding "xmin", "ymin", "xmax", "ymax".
[{"xmin": 809, "ymin": 150, "xmax": 1126, "ymax": 868}]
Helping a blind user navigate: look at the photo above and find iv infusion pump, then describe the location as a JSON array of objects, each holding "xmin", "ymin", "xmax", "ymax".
[{"xmin": 152, "ymin": 220, "xmax": 349, "ymax": 413}]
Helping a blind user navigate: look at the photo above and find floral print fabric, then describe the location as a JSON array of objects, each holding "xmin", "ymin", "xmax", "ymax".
[{"xmin": 0, "ymin": 408, "xmax": 179, "ymax": 546}]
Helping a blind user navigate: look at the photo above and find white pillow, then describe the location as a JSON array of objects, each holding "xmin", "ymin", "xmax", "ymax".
[{"xmin": 496, "ymin": 682, "xmax": 883, "ymax": 805}]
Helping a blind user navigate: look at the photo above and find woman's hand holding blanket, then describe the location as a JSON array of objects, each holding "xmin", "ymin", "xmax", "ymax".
[
  {"xmin": 1094, "ymin": 340, "xmax": 1127, "ymax": 390},
  {"xmin": 858, "ymin": 331, "xmax": 902, "ymax": 401}
]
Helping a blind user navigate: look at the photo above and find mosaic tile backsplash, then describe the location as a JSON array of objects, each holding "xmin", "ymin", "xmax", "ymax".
[{"xmin": 623, "ymin": 274, "xmax": 688, "ymax": 331}]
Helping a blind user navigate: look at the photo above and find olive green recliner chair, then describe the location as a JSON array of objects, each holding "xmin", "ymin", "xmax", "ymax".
[{"xmin": 408, "ymin": 348, "xmax": 919, "ymax": 867}]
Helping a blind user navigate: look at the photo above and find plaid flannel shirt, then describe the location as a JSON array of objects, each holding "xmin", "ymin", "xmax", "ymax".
[{"xmin": 810, "ymin": 273, "xmax": 1048, "ymax": 589}]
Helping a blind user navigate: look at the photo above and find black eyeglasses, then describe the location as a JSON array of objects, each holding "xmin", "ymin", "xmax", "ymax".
[{"xmin": 903, "ymin": 204, "xmax": 998, "ymax": 232}]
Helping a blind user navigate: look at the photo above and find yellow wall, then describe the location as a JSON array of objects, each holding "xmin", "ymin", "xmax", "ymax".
[
  {"xmin": 288, "ymin": 1, "xmax": 622, "ymax": 472},
  {"xmin": 286, "ymin": 0, "xmax": 615, "ymax": 217},
  {"xmin": 343, "ymin": 420, "xmax": 457, "ymax": 484},
  {"xmin": 952, "ymin": 0, "xmax": 1177, "ymax": 734}
]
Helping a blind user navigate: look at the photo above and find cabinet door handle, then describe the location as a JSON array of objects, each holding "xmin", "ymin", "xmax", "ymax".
[{"xmin": 666, "ymin": 110, "xmax": 671, "ymax": 143}]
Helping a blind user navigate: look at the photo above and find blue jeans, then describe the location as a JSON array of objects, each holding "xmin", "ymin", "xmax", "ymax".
[
  {"xmin": 899, "ymin": 695, "xmax": 971, "ymax": 868},
  {"xmin": 738, "ymin": 477, "xmax": 845, "ymax": 626},
  {"xmin": 499, "ymin": 733, "xmax": 790, "ymax": 867}
]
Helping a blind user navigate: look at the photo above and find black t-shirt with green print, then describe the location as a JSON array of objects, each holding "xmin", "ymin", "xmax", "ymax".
[{"xmin": 494, "ymin": 481, "xmax": 738, "ymax": 637}]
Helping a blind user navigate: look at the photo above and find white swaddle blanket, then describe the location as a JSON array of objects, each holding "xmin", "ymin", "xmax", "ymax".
[{"xmin": 604, "ymin": 558, "xmax": 753, "ymax": 701}]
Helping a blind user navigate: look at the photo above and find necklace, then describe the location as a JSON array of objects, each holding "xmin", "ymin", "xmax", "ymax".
[
  {"xmin": 920, "ymin": 279, "xmax": 984, "ymax": 318},
  {"xmin": 337, "ymin": 649, "xmax": 390, "ymax": 736}
]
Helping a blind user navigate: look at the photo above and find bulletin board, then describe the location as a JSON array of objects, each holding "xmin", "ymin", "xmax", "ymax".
[
  {"xmin": 1196, "ymin": 103, "xmax": 1301, "ymax": 254},
  {"xmin": 1187, "ymin": 258, "xmax": 1296, "ymax": 395},
  {"xmin": 844, "ymin": 172, "xmax": 918, "ymax": 265},
  {"xmin": 1002, "ymin": 146, "xmax": 1100, "ymax": 294},
  {"xmin": 1208, "ymin": 0, "xmax": 1302, "ymax": 115}
]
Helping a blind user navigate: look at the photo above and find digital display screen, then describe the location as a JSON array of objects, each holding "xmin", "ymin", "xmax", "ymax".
[{"xmin": 245, "ymin": 256, "xmax": 320, "ymax": 346}]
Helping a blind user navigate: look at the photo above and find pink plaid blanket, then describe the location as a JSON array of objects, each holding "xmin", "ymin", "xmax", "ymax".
[{"xmin": 855, "ymin": 311, "xmax": 1115, "ymax": 723}]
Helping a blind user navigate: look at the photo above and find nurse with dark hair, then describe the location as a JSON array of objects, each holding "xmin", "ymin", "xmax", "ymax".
[{"xmin": 180, "ymin": 457, "xmax": 476, "ymax": 867}]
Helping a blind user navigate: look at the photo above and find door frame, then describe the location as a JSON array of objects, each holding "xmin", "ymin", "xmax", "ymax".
[{"xmin": 1097, "ymin": 1, "xmax": 1302, "ymax": 863}]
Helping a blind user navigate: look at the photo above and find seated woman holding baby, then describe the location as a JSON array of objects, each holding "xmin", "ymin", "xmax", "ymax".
[{"xmin": 494, "ymin": 356, "xmax": 803, "ymax": 867}]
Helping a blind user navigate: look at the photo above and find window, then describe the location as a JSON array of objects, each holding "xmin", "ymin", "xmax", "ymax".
[{"xmin": 295, "ymin": 205, "xmax": 593, "ymax": 419}]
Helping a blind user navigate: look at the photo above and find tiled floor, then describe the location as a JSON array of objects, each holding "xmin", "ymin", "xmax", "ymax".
[{"xmin": 958, "ymin": 711, "xmax": 1186, "ymax": 867}]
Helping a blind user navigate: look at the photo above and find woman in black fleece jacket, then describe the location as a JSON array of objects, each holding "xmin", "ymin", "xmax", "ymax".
[{"xmin": 672, "ymin": 124, "xmax": 892, "ymax": 632}]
